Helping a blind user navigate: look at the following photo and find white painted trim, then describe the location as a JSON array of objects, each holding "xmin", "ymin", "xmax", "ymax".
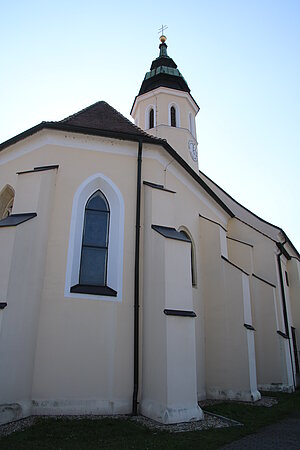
[
  {"xmin": 0, "ymin": 131, "xmax": 138, "ymax": 166},
  {"xmin": 219, "ymin": 228, "xmax": 228, "ymax": 258},
  {"xmin": 168, "ymin": 102, "xmax": 180, "ymax": 127},
  {"xmin": 188, "ymin": 112, "xmax": 196, "ymax": 138},
  {"xmin": 0, "ymin": 129, "xmax": 228, "ymax": 226},
  {"xmin": 242, "ymin": 273, "xmax": 259, "ymax": 396},
  {"xmin": 145, "ymin": 104, "xmax": 156, "ymax": 129},
  {"xmin": 131, "ymin": 86, "xmax": 199, "ymax": 117},
  {"xmin": 64, "ymin": 173, "xmax": 124, "ymax": 302},
  {"xmin": 178, "ymin": 226, "xmax": 197, "ymax": 286},
  {"xmin": 0, "ymin": 131, "xmax": 52, "ymax": 165}
]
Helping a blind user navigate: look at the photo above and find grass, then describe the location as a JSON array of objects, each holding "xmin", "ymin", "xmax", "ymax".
[{"xmin": 0, "ymin": 390, "xmax": 299, "ymax": 449}]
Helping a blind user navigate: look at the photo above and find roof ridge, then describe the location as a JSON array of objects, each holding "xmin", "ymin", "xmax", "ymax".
[
  {"xmin": 60, "ymin": 101, "xmax": 106, "ymax": 123},
  {"xmin": 60, "ymin": 100, "xmax": 162, "ymax": 141}
]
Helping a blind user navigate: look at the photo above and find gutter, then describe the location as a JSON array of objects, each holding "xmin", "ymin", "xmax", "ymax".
[
  {"xmin": 132, "ymin": 140, "xmax": 142, "ymax": 415},
  {"xmin": 276, "ymin": 243, "xmax": 296, "ymax": 388}
]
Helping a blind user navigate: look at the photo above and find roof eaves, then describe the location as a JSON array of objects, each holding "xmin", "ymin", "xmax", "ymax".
[
  {"xmin": 0, "ymin": 122, "xmax": 162, "ymax": 153},
  {"xmin": 199, "ymin": 169, "xmax": 300, "ymax": 259},
  {"xmin": 0, "ymin": 121, "xmax": 233, "ymax": 219},
  {"xmin": 0, "ymin": 122, "xmax": 47, "ymax": 152},
  {"xmin": 199, "ymin": 168, "xmax": 283, "ymax": 231},
  {"xmin": 280, "ymin": 230, "xmax": 300, "ymax": 260}
]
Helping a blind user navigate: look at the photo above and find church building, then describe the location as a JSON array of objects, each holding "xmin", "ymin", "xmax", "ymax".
[{"xmin": 0, "ymin": 35, "xmax": 299, "ymax": 425}]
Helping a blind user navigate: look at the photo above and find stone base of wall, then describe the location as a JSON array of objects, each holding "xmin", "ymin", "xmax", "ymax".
[
  {"xmin": 0, "ymin": 400, "xmax": 32, "ymax": 425},
  {"xmin": 258, "ymin": 383, "xmax": 295, "ymax": 393},
  {"xmin": 140, "ymin": 399, "xmax": 204, "ymax": 424},
  {"xmin": 206, "ymin": 387, "xmax": 261, "ymax": 402}
]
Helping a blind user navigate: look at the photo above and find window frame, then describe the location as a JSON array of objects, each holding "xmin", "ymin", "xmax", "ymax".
[
  {"xmin": 170, "ymin": 106, "xmax": 176, "ymax": 127},
  {"xmin": 0, "ymin": 184, "xmax": 15, "ymax": 219},
  {"xmin": 145, "ymin": 104, "xmax": 156, "ymax": 129},
  {"xmin": 168, "ymin": 102, "xmax": 180, "ymax": 128},
  {"xmin": 65, "ymin": 173, "xmax": 124, "ymax": 302},
  {"xmin": 179, "ymin": 227, "xmax": 197, "ymax": 287},
  {"xmin": 149, "ymin": 108, "xmax": 154, "ymax": 129},
  {"xmin": 79, "ymin": 190, "xmax": 110, "ymax": 287}
]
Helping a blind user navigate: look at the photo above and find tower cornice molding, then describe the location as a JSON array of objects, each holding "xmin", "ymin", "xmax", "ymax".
[{"xmin": 131, "ymin": 86, "xmax": 199, "ymax": 118}]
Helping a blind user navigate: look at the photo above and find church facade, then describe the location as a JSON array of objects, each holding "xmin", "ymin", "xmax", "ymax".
[{"xmin": 0, "ymin": 36, "xmax": 299, "ymax": 425}]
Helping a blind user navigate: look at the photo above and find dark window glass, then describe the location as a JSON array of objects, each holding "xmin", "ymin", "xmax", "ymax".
[
  {"xmin": 83, "ymin": 210, "xmax": 109, "ymax": 247},
  {"xmin": 181, "ymin": 230, "xmax": 196, "ymax": 286},
  {"xmin": 80, "ymin": 247, "xmax": 107, "ymax": 285},
  {"xmin": 149, "ymin": 108, "xmax": 154, "ymax": 129},
  {"xmin": 171, "ymin": 106, "xmax": 176, "ymax": 127},
  {"xmin": 285, "ymin": 271, "xmax": 289, "ymax": 286},
  {"xmin": 79, "ymin": 190, "xmax": 110, "ymax": 286}
]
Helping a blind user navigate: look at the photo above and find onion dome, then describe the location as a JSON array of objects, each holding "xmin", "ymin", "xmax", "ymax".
[{"xmin": 138, "ymin": 35, "xmax": 190, "ymax": 96}]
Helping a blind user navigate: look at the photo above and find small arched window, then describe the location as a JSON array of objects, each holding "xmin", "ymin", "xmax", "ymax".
[
  {"xmin": 170, "ymin": 106, "xmax": 177, "ymax": 127},
  {"xmin": 79, "ymin": 190, "xmax": 110, "ymax": 286},
  {"xmin": 180, "ymin": 230, "xmax": 197, "ymax": 287},
  {"xmin": 149, "ymin": 108, "xmax": 154, "ymax": 129}
]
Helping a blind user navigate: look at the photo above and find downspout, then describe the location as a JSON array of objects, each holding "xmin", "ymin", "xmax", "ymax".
[
  {"xmin": 276, "ymin": 245, "xmax": 296, "ymax": 388},
  {"xmin": 132, "ymin": 140, "xmax": 143, "ymax": 415}
]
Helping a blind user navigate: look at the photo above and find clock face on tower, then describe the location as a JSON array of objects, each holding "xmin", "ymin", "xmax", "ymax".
[{"xmin": 188, "ymin": 140, "xmax": 198, "ymax": 162}]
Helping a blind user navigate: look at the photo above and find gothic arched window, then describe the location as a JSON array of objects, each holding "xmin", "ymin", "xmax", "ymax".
[
  {"xmin": 79, "ymin": 190, "xmax": 110, "ymax": 286},
  {"xmin": 170, "ymin": 106, "xmax": 177, "ymax": 127},
  {"xmin": 0, "ymin": 185, "xmax": 14, "ymax": 219},
  {"xmin": 149, "ymin": 108, "xmax": 154, "ymax": 129},
  {"xmin": 180, "ymin": 230, "xmax": 197, "ymax": 287},
  {"xmin": 66, "ymin": 173, "xmax": 124, "ymax": 300}
]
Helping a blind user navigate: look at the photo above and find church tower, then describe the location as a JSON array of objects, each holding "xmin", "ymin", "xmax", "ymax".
[{"xmin": 131, "ymin": 35, "xmax": 200, "ymax": 172}]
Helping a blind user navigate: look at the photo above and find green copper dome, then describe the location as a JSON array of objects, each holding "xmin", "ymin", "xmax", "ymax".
[{"xmin": 138, "ymin": 40, "xmax": 190, "ymax": 96}]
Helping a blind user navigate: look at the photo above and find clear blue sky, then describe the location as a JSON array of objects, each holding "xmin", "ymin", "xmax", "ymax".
[{"xmin": 1, "ymin": 0, "xmax": 299, "ymax": 250}]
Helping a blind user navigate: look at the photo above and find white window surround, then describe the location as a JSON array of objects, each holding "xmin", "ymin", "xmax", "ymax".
[
  {"xmin": 64, "ymin": 173, "xmax": 124, "ymax": 302},
  {"xmin": 0, "ymin": 184, "xmax": 15, "ymax": 219},
  {"xmin": 168, "ymin": 102, "xmax": 180, "ymax": 127},
  {"xmin": 178, "ymin": 226, "xmax": 197, "ymax": 287},
  {"xmin": 145, "ymin": 104, "xmax": 156, "ymax": 129},
  {"xmin": 189, "ymin": 112, "xmax": 195, "ymax": 137}
]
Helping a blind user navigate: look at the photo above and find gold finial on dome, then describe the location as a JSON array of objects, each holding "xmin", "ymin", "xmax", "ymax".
[{"xmin": 158, "ymin": 24, "xmax": 168, "ymax": 43}]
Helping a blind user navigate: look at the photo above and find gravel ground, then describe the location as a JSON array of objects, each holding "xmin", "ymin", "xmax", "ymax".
[
  {"xmin": 199, "ymin": 396, "xmax": 278, "ymax": 408},
  {"xmin": 0, "ymin": 412, "xmax": 240, "ymax": 437},
  {"xmin": 132, "ymin": 412, "xmax": 241, "ymax": 432},
  {"xmin": 0, "ymin": 397, "xmax": 277, "ymax": 437}
]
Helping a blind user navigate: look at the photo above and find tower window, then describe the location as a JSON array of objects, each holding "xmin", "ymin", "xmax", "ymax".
[
  {"xmin": 149, "ymin": 108, "xmax": 154, "ymax": 129},
  {"xmin": 170, "ymin": 106, "xmax": 176, "ymax": 127}
]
